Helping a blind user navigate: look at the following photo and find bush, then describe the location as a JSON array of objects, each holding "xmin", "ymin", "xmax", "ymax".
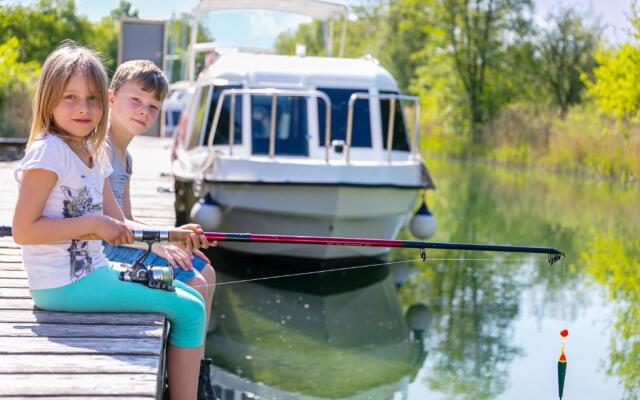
[{"xmin": 0, "ymin": 37, "xmax": 40, "ymax": 137}]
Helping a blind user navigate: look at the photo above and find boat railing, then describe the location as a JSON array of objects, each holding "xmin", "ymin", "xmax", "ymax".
[
  {"xmin": 346, "ymin": 93, "xmax": 421, "ymax": 164},
  {"xmin": 208, "ymin": 88, "xmax": 333, "ymax": 161}
]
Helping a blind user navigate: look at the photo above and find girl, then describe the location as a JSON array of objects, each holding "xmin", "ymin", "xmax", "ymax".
[{"xmin": 12, "ymin": 41, "xmax": 205, "ymax": 400}]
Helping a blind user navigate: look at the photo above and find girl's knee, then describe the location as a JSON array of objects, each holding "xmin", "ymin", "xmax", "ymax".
[
  {"xmin": 170, "ymin": 290, "xmax": 206, "ymax": 347},
  {"xmin": 201, "ymin": 264, "xmax": 216, "ymax": 286},
  {"xmin": 186, "ymin": 273, "xmax": 207, "ymax": 300}
]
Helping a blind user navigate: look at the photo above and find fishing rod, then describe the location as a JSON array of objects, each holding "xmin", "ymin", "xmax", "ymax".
[{"xmin": 0, "ymin": 225, "xmax": 565, "ymax": 264}]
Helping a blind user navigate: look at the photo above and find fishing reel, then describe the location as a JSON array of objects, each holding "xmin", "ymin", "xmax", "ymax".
[{"xmin": 118, "ymin": 238, "xmax": 175, "ymax": 292}]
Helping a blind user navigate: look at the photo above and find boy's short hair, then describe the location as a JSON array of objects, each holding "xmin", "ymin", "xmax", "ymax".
[{"xmin": 110, "ymin": 60, "xmax": 168, "ymax": 102}]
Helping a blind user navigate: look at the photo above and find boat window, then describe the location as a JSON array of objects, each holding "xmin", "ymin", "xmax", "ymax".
[
  {"xmin": 185, "ymin": 86, "xmax": 210, "ymax": 150},
  {"xmin": 251, "ymin": 95, "xmax": 309, "ymax": 156},
  {"xmin": 202, "ymin": 85, "xmax": 243, "ymax": 146},
  {"xmin": 380, "ymin": 91, "xmax": 411, "ymax": 151},
  {"xmin": 317, "ymin": 88, "xmax": 372, "ymax": 148}
]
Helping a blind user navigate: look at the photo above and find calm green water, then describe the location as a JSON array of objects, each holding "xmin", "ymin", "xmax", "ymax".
[{"xmin": 204, "ymin": 158, "xmax": 640, "ymax": 400}]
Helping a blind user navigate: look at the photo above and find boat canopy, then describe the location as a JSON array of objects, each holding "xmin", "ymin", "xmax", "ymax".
[
  {"xmin": 194, "ymin": 0, "xmax": 348, "ymax": 20},
  {"xmin": 186, "ymin": 0, "xmax": 350, "ymax": 80}
]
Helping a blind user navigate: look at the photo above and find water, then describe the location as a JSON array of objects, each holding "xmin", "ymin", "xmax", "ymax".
[{"xmin": 204, "ymin": 158, "xmax": 640, "ymax": 400}]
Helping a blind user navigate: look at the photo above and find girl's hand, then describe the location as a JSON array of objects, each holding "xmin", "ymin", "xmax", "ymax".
[
  {"xmin": 152, "ymin": 244, "xmax": 195, "ymax": 271},
  {"xmin": 96, "ymin": 215, "xmax": 133, "ymax": 245},
  {"xmin": 177, "ymin": 223, "xmax": 217, "ymax": 251}
]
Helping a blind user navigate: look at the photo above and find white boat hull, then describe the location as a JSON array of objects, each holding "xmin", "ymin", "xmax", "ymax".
[{"xmin": 205, "ymin": 183, "xmax": 419, "ymax": 259}]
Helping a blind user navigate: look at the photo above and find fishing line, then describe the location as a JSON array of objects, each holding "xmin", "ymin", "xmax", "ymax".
[
  {"xmin": 186, "ymin": 255, "xmax": 553, "ymax": 288},
  {"xmin": 189, "ymin": 258, "xmax": 423, "ymax": 288}
]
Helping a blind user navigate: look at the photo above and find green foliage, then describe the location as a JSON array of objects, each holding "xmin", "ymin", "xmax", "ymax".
[
  {"xmin": 88, "ymin": 17, "xmax": 119, "ymax": 76},
  {"xmin": 274, "ymin": 19, "xmax": 326, "ymax": 56},
  {"xmin": 433, "ymin": 0, "xmax": 534, "ymax": 143},
  {"xmin": 88, "ymin": 0, "xmax": 140, "ymax": 76},
  {"xmin": 537, "ymin": 7, "xmax": 600, "ymax": 117},
  {"xmin": 582, "ymin": 234, "xmax": 640, "ymax": 399},
  {"xmin": 164, "ymin": 14, "xmax": 215, "ymax": 82},
  {"xmin": 0, "ymin": 37, "xmax": 40, "ymax": 136},
  {"xmin": 274, "ymin": 2, "xmax": 391, "ymax": 62},
  {"xmin": 0, "ymin": 0, "xmax": 94, "ymax": 64},
  {"xmin": 110, "ymin": 0, "xmax": 139, "ymax": 19},
  {"xmin": 585, "ymin": 45, "xmax": 640, "ymax": 121}
]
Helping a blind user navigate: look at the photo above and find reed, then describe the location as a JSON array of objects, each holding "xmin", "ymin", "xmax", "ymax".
[{"xmin": 423, "ymin": 103, "xmax": 640, "ymax": 183}]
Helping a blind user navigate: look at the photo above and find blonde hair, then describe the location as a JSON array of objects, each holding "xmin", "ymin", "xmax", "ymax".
[
  {"xmin": 28, "ymin": 40, "xmax": 109, "ymax": 155},
  {"xmin": 110, "ymin": 59, "xmax": 168, "ymax": 102}
]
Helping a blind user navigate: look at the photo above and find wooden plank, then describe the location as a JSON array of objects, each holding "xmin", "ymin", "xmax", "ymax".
[
  {"xmin": 0, "ymin": 322, "xmax": 164, "ymax": 338},
  {"xmin": 0, "ymin": 287, "xmax": 30, "ymax": 298},
  {"xmin": 0, "ymin": 298, "xmax": 35, "ymax": 309},
  {"xmin": 0, "ymin": 373, "xmax": 158, "ymax": 396},
  {"xmin": 0, "ymin": 248, "xmax": 22, "ymax": 256},
  {"xmin": 0, "ymin": 278, "xmax": 27, "ymax": 287},
  {"xmin": 0, "ymin": 337, "xmax": 163, "ymax": 355},
  {"xmin": 0, "ymin": 255, "xmax": 22, "ymax": 263},
  {"xmin": 0, "ymin": 310, "xmax": 164, "ymax": 325},
  {"xmin": 0, "ymin": 263, "xmax": 25, "ymax": 270},
  {"xmin": 0, "ymin": 354, "xmax": 159, "ymax": 374},
  {"xmin": 0, "ymin": 270, "xmax": 26, "ymax": 278}
]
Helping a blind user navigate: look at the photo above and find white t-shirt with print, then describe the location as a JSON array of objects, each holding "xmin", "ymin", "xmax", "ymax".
[{"xmin": 14, "ymin": 134, "xmax": 113, "ymax": 290}]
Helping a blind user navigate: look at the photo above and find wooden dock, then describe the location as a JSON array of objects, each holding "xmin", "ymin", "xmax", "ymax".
[{"xmin": 0, "ymin": 137, "xmax": 177, "ymax": 398}]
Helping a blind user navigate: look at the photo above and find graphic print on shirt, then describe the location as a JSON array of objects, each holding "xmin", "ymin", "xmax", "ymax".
[{"xmin": 60, "ymin": 176, "xmax": 103, "ymax": 281}]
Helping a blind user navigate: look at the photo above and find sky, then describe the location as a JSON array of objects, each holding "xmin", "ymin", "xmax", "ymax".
[{"xmin": 6, "ymin": 0, "xmax": 636, "ymax": 48}]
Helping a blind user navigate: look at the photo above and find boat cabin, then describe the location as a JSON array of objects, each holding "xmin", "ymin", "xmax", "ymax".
[{"xmin": 176, "ymin": 52, "xmax": 421, "ymax": 165}]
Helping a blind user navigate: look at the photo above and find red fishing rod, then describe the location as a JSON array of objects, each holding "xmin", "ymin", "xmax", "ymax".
[{"xmin": 0, "ymin": 226, "xmax": 565, "ymax": 264}]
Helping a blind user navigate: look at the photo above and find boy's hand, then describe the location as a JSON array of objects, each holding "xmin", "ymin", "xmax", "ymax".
[
  {"xmin": 177, "ymin": 223, "xmax": 218, "ymax": 251},
  {"xmin": 152, "ymin": 244, "xmax": 195, "ymax": 271},
  {"xmin": 96, "ymin": 215, "xmax": 133, "ymax": 245}
]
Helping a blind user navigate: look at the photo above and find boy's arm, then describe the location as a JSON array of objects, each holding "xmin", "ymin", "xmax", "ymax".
[
  {"xmin": 13, "ymin": 169, "xmax": 131, "ymax": 245},
  {"xmin": 122, "ymin": 181, "xmax": 134, "ymax": 220},
  {"xmin": 103, "ymin": 179, "xmax": 125, "ymax": 222},
  {"xmin": 103, "ymin": 179, "xmax": 147, "ymax": 230}
]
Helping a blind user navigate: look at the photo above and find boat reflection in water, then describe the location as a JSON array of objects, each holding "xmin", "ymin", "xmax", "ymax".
[{"xmin": 205, "ymin": 249, "xmax": 429, "ymax": 400}]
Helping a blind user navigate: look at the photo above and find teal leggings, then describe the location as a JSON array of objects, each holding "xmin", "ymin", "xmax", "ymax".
[{"xmin": 31, "ymin": 264, "xmax": 206, "ymax": 348}]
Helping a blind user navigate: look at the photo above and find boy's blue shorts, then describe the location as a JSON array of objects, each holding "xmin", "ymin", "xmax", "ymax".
[{"xmin": 103, "ymin": 244, "xmax": 208, "ymax": 283}]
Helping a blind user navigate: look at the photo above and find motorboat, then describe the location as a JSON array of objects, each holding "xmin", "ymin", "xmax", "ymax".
[{"xmin": 171, "ymin": 0, "xmax": 436, "ymax": 260}]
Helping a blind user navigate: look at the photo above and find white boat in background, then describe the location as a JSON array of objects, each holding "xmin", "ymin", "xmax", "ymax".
[{"xmin": 171, "ymin": 0, "xmax": 436, "ymax": 260}]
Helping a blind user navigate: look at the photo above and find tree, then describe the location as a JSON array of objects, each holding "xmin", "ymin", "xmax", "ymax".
[
  {"xmin": 585, "ymin": 45, "xmax": 640, "ymax": 121},
  {"xmin": 537, "ymin": 8, "xmax": 600, "ymax": 118},
  {"xmin": 384, "ymin": 0, "xmax": 432, "ymax": 93},
  {"xmin": 110, "ymin": 0, "xmax": 139, "ymax": 19},
  {"xmin": 585, "ymin": 3, "xmax": 640, "ymax": 121},
  {"xmin": 0, "ymin": 37, "xmax": 40, "ymax": 136},
  {"xmin": 274, "ymin": 2, "xmax": 389, "ymax": 60},
  {"xmin": 87, "ymin": 1, "xmax": 139, "ymax": 77},
  {"xmin": 436, "ymin": 0, "xmax": 533, "ymax": 144},
  {"xmin": 0, "ymin": 0, "xmax": 94, "ymax": 64}
]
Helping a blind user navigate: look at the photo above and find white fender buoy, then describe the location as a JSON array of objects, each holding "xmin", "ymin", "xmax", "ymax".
[
  {"xmin": 190, "ymin": 194, "xmax": 222, "ymax": 231},
  {"xmin": 392, "ymin": 263, "xmax": 416, "ymax": 288},
  {"xmin": 406, "ymin": 303, "xmax": 432, "ymax": 340},
  {"xmin": 410, "ymin": 201, "xmax": 437, "ymax": 239}
]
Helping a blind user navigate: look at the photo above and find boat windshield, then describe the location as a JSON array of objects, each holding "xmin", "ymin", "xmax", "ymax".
[
  {"xmin": 317, "ymin": 87, "xmax": 372, "ymax": 148},
  {"xmin": 251, "ymin": 95, "xmax": 309, "ymax": 156},
  {"xmin": 202, "ymin": 84, "xmax": 243, "ymax": 146},
  {"xmin": 380, "ymin": 91, "xmax": 411, "ymax": 151}
]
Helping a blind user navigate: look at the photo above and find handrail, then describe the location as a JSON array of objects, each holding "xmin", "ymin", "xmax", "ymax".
[
  {"xmin": 345, "ymin": 93, "xmax": 420, "ymax": 164},
  {"xmin": 207, "ymin": 88, "xmax": 332, "ymax": 161}
]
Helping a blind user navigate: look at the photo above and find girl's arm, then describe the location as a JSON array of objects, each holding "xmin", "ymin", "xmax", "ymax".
[{"xmin": 12, "ymin": 169, "xmax": 132, "ymax": 245}]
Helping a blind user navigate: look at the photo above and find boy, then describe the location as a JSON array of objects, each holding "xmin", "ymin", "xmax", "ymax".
[{"xmin": 103, "ymin": 60, "xmax": 217, "ymax": 400}]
